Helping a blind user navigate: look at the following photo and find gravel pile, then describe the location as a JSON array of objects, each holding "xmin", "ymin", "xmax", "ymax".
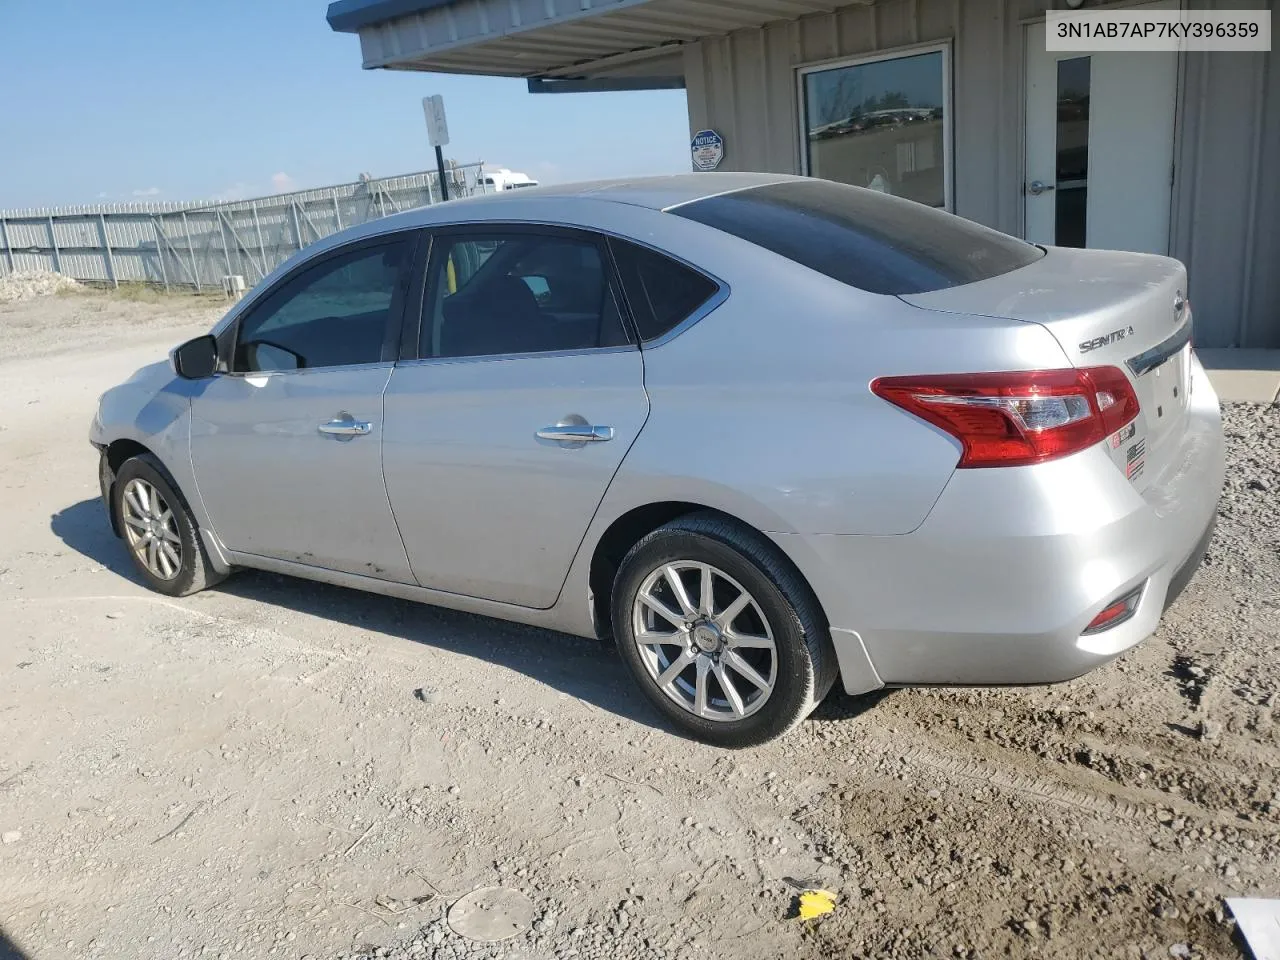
[{"xmin": 0, "ymin": 269, "xmax": 81, "ymax": 303}]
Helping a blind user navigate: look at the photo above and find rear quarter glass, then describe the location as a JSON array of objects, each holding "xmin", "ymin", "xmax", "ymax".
[{"xmin": 670, "ymin": 179, "xmax": 1044, "ymax": 295}]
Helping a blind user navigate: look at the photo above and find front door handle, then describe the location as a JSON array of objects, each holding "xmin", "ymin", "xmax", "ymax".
[
  {"xmin": 1027, "ymin": 179, "xmax": 1056, "ymax": 196},
  {"xmin": 318, "ymin": 415, "xmax": 372, "ymax": 438},
  {"xmin": 536, "ymin": 424, "xmax": 614, "ymax": 443}
]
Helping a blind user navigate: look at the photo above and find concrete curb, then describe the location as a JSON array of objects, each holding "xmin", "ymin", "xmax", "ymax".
[{"xmin": 1198, "ymin": 349, "xmax": 1280, "ymax": 404}]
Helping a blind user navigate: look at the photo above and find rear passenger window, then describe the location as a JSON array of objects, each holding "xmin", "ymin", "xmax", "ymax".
[
  {"xmin": 610, "ymin": 239, "xmax": 719, "ymax": 342},
  {"xmin": 424, "ymin": 233, "xmax": 630, "ymax": 359}
]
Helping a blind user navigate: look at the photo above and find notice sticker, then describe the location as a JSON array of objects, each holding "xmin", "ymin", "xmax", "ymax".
[
  {"xmin": 1126, "ymin": 438, "xmax": 1146, "ymax": 482},
  {"xmin": 1111, "ymin": 421, "xmax": 1137, "ymax": 450}
]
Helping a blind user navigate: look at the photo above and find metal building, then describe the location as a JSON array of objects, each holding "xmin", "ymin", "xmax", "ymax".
[{"xmin": 327, "ymin": 0, "xmax": 1278, "ymax": 349}]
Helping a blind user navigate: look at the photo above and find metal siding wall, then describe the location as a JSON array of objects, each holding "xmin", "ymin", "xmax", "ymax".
[
  {"xmin": 682, "ymin": 0, "xmax": 1028, "ymax": 231},
  {"xmin": 683, "ymin": 0, "xmax": 1276, "ymax": 348},
  {"xmin": 0, "ymin": 167, "xmax": 482, "ymax": 291},
  {"xmin": 1171, "ymin": 0, "xmax": 1277, "ymax": 348},
  {"xmin": 1247, "ymin": 48, "xmax": 1279, "ymax": 349}
]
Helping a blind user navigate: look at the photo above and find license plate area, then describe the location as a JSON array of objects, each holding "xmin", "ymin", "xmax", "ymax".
[{"xmin": 1145, "ymin": 343, "xmax": 1190, "ymax": 424}]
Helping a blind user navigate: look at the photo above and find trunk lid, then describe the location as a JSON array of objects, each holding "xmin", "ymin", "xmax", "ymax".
[{"xmin": 900, "ymin": 246, "xmax": 1193, "ymax": 490}]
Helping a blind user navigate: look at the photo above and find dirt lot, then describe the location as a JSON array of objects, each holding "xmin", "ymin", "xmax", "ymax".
[{"xmin": 1, "ymin": 289, "xmax": 1277, "ymax": 960}]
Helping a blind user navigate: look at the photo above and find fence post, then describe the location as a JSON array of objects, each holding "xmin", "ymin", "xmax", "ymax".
[
  {"xmin": 290, "ymin": 201, "xmax": 304, "ymax": 251},
  {"xmin": 0, "ymin": 217, "xmax": 13, "ymax": 274},
  {"xmin": 251, "ymin": 202, "xmax": 268, "ymax": 281},
  {"xmin": 48, "ymin": 215, "xmax": 62, "ymax": 274},
  {"xmin": 153, "ymin": 217, "xmax": 170, "ymax": 292},
  {"xmin": 332, "ymin": 194, "xmax": 342, "ymax": 230},
  {"xmin": 218, "ymin": 215, "xmax": 234, "ymax": 280},
  {"xmin": 98, "ymin": 213, "xmax": 119, "ymax": 288},
  {"xmin": 180, "ymin": 211, "xmax": 201, "ymax": 292}
]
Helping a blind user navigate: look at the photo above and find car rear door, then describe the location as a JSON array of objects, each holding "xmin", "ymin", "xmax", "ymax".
[
  {"xmin": 381, "ymin": 225, "xmax": 648, "ymax": 608},
  {"xmin": 189, "ymin": 232, "xmax": 421, "ymax": 582}
]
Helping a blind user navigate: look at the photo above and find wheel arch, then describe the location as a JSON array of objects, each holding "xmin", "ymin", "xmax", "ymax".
[
  {"xmin": 586, "ymin": 501, "xmax": 829, "ymax": 645},
  {"xmin": 101, "ymin": 441, "xmax": 220, "ymax": 573},
  {"xmin": 101, "ymin": 439, "xmax": 165, "ymax": 537}
]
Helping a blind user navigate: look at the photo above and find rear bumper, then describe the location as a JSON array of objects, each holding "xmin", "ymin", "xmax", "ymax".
[{"xmin": 775, "ymin": 358, "xmax": 1225, "ymax": 694}]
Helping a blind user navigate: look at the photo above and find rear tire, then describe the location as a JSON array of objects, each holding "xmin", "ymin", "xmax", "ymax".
[
  {"xmin": 112, "ymin": 454, "xmax": 225, "ymax": 597},
  {"xmin": 610, "ymin": 511, "xmax": 837, "ymax": 748}
]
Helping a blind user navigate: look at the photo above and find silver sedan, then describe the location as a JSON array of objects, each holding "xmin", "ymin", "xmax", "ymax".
[{"xmin": 90, "ymin": 173, "xmax": 1224, "ymax": 747}]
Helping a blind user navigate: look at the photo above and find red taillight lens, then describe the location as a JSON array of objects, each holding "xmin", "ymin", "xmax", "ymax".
[
  {"xmin": 1082, "ymin": 584, "xmax": 1144, "ymax": 634},
  {"xmin": 870, "ymin": 366, "xmax": 1140, "ymax": 468}
]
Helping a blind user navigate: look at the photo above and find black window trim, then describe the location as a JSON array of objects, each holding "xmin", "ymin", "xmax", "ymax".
[
  {"xmin": 405, "ymin": 222, "xmax": 641, "ymax": 365},
  {"xmin": 221, "ymin": 228, "xmax": 424, "ymax": 377}
]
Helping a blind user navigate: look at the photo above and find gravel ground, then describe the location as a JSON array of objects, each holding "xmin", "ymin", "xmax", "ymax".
[
  {"xmin": 330, "ymin": 410, "xmax": 1280, "ymax": 960},
  {"xmin": 0, "ymin": 282, "xmax": 227, "ymax": 361},
  {"xmin": 0, "ymin": 294, "xmax": 1276, "ymax": 960}
]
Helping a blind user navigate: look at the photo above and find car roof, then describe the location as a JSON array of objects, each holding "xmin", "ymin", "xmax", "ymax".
[
  {"xmin": 268, "ymin": 171, "xmax": 817, "ymax": 294},
  {"xmin": 437, "ymin": 171, "xmax": 804, "ymax": 214}
]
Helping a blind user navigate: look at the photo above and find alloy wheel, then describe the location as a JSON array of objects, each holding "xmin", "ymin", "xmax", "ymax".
[
  {"xmin": 120, "ymin": 478, "xmax": 183, "ymax": 581},
  {"xmin": 631, "ymin": 561, "xmax": 777, "ymax": 722}
]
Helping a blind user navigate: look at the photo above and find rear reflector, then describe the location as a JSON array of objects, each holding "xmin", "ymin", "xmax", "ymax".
[
  {"xmin": 870, "ymin": 366, "xmax": 1140, "ymax": 468},
  {"xmin": 1082, "ymin": 584, "xmax": 1145, "ymax": 635}
]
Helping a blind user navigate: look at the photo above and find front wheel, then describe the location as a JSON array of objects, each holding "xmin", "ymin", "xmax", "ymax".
[
  {"xmin": 113, "ymin": 454, "xmax": 225, "ymax": 597},
  {"xmin": 611, "ymin": 512, "xmax": 837, "ymax": 748}
]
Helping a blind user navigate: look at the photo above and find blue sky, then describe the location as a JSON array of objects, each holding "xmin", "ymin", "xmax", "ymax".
[{"xmin": 0, "ymin": 0, "xmax": 692, "ymax": 209}]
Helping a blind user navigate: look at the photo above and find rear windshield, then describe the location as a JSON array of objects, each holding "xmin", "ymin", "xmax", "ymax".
[{"xmin": 670, "ymin": 179, "xmax": 1044, "ymax": 295}]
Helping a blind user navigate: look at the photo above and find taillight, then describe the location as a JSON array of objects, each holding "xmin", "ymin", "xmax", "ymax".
[
  {"xmin": 870, "ymin": 366, "xmax": 1140, "ymax": 468},
  {"xmin": 1082, "ymin": 584, "xmax": 1144, "ymax": 634}
]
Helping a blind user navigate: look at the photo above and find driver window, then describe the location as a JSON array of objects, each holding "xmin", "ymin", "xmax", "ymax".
[{"xmin": 234, "ymin": 239, "xmax": 411, "ymax": 373}]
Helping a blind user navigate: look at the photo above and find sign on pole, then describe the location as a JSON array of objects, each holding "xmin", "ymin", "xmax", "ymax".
[
  {"xmin": 423, "ymin": 95, "xmax": 450, "ymax": 148},
  {"xmin": 690, "ymin": 129, "xmax": 724, "ymax": 171},
  {"xmin": 423, "ymin": 95, "xmax": 451, "ymax": 201}
]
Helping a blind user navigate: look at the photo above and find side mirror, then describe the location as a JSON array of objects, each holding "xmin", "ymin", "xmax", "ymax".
[{"xmin": 172, "ymin": 335, "xmax": 218, "ymax": 380}]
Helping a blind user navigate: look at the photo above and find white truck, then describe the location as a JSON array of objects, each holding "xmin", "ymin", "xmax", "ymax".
[{"xmin": 476, "ymin": 168, "xmax": 539, "ymax": 192}]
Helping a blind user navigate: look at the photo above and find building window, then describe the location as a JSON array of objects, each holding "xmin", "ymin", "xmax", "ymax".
[{"xmin": 799, "ymin": 45, "xmax": 951, "ymax": 209}]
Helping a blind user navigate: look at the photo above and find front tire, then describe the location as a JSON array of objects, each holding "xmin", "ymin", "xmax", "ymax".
[
  {"xmin": 113, "ymin": 454, "xmax": 224, "ymax": 597},
  {"xmin": 611, "ymin": 512, "xmax": 837, "ymax": 748}
]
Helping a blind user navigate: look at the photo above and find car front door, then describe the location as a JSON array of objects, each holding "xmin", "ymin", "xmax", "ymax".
[
  {"xmin": 189, "ymin": 232, "xmax": 421, "ymax": 582},
  {"xmin": 382, "ymin": 226, "xmax": 649, "ymax": 608}
]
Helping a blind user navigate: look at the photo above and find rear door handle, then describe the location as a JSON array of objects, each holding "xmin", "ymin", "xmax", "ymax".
[
  {"xmin": 536, "ymin": 424, "xmax": 614, "ymax": 443},
  {"xmin": 318, "ymin": 415, "xmax": 372, "ymax": 438}
]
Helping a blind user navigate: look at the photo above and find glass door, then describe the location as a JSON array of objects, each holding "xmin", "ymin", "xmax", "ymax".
[{"xmin": 1024, "ymin": 4, "xmax": 1178, "ymax": 254}]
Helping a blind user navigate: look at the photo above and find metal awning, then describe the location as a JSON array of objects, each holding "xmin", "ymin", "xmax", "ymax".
[{"xmin": 327, "ymin": 0, "xmax": 844, "ymax": 87}]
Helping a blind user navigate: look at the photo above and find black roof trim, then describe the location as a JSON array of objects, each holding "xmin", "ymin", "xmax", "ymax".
[{"xmin": 326, "ymin": 0, "xmax": 453, "ymax": 33}]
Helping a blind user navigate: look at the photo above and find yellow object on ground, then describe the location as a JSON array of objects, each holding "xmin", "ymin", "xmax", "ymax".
[{"xmin": 797, "ymin": 889, "xmax": 837, "ymax": 920}]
